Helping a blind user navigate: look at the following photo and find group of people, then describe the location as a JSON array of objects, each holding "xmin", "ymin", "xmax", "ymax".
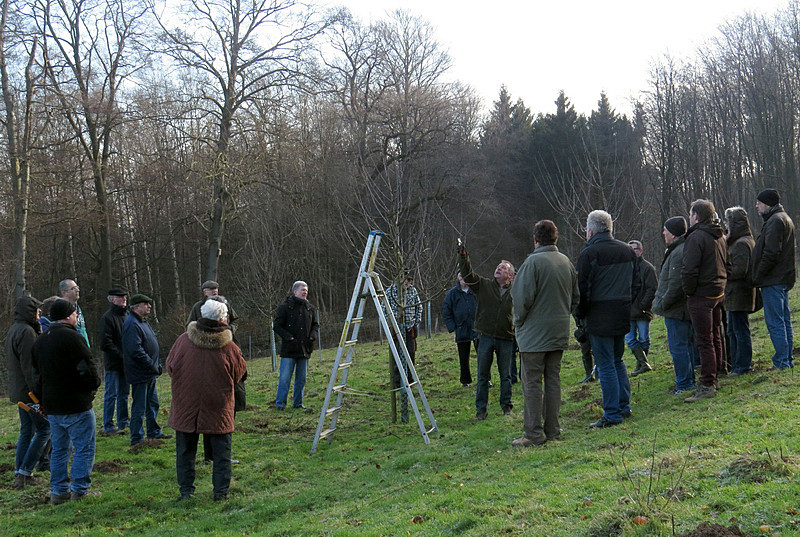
[{"xmin": 440, "ymin": 188, "xmax": 794, "ymax": 446}]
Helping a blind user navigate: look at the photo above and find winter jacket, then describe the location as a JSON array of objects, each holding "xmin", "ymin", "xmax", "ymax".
[
  {"xmin": 273, "ymin": 295, "xmax": 319, "ymax": 359},
  {"xmin": 725, "ymin": 208, "xmax": 757, "ymax": 312},
  {"xmin": 167, "ymin": 320, "xmax": 247, "ymax": 434},
  {"xmin": 75, "ymin": 304, "xmax": 89, "ymax": 347},
  {"xmin": 5, "ymin": 296, "xmax": 42, "ymax": 404},
  {"xmin": 458, "ymin": 251, "xmax": 514, "ymax": 340},
  {"xmin": 653, "ymin": 237, "xmax": 689, "ymax": 321},
  {"xmin": 511, "ymin": 244, "xmax": 579, "ymax": 352},
  {"xmin": 442, "ymin": 285, "xmax": 478, "ymax": 343},
  {"xmin": 681, "ymin": 221, "xmax": 727, "ymax": 297},
  {"xmin": 576, "ymin": 232, "xmax": 638, "ymax": 336},
  {"xmin": 630, "ymin": 256, "xmax": 658, "ymax": 321},
  {"xmin": 97, "ymin": 303, "xmax": 127, "ymax": 372},
  {"xmin": 31, "ymin": 322, "xmax": 99, "ymax": 415},
  {"xmin": 750, "ymin": 204, "xmax": 796, "ymax": 289},
  {"xmin": 122, "ymin": 312, "xmax": 161, "ymax": 385}
]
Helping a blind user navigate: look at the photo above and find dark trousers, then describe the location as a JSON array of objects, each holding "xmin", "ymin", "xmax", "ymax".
[
  {"xmin": 475, "ymin": 335, "xmax": 513, "ymax": 413},
  {"xmin": 176, "ymin": 431, "xmax": 232, "ymax": 497},
  {"xmin": 687, "ymin": 295, "xmax": 725, "ymax": 387},
  {"xmin": 456, "ymin": 340, "xmax": 478, "ymax": 384},
  {"xmin": 391, "ymin": 329, "xmax": 417, "ymax": 422},
  {"xmin": 520, "ymin": 351, "xmax": 562, "ymax": 442}
]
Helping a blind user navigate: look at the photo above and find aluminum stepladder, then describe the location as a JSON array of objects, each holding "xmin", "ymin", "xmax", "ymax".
[{"xmin": 310, "ymin": 230, "xmax": 438, "ymax": 454}]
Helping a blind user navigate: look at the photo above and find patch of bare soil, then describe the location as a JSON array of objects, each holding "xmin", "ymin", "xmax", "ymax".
[
  {"xmin": 129, "ymin": 438, "xmax": 165, "ymax": 453},
  {"xmin": 0, "ymin": 462, "xmax": 15, "ymax": 473},
  {"xmin": 676, "ymin": 522, "xmax": 753, "ymax": 537},
  {"xmin": 571, "ymin": 384, "xmax": 593, "ymax": 401},
  {"xmin": 94, "ymin": 458, "xmax": 129, "ymax": 474}
]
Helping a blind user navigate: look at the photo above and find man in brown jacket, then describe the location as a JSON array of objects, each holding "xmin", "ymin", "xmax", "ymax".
[
  {"xmin": 682, "ymin": 199, "xmax": 727, "ymax": 402},
  {"xmin": 167, "ymin": 300, "xmax": 247, "ymax": 501}
]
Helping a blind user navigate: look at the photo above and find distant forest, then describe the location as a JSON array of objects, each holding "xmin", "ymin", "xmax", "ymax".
[{"xmin": 1, "ymin": 0, "xmax": 798, "ymax": 357}]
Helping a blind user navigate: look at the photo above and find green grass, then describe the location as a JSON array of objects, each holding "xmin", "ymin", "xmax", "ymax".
[{"xmin": 2, "ymin": 303, "xmax": 800, "ymax": 536}]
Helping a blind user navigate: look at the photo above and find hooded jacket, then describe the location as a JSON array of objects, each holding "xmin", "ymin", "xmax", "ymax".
[
  {"xmin": 5, "ymin": 296, "xmax": 42, "ymax": 404},
  {"xmin": 750, "ymin": 204, "xmax": 796, "ymax": 289},
  {"xmin": 167, "ymin": 320, "xmax": 247, "ymax": 434},
  {"xmin": 97, "ymin": 303, "xmax": 128, "ymax": 372},
  {"xmin": 681, "ymin": 221, "xmax": 727, "ymax": 297},
  {"xmin": 724, "ymin": 208, "xmax": 757, "ymax": 312},
  {"xmin": 273, "ymin": 295, "xmax": 319, "ymax": 359},
  {"xmin": 653, "ymin": 237, "xmax": 689, "ymax": 321}
]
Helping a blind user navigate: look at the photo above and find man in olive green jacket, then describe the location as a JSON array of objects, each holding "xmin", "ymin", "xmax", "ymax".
[
  {"xmin": 458, "ymin": 242, "xmax": 515, "ymax": 420},
  {"xmin": 511, "ymin": 220, "xmax": 579, "ymax": 447}
]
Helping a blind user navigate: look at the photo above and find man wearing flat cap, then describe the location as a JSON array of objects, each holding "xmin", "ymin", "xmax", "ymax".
[
  {"xmin": 751, "ymin": 188, "xmax": 796, "ymax": 370},
  {"xmin": 97, "ymin": 288, "xmax": 129, "ymax": 436},
  {"xmin": 31, "ymin": 299, "xmax": 101, "ymax": 504},
  {"xmin": 123, "ymin": 294, "xmax": 171, "ymax": 446},
  {"xmin": 187, "ymin": 281, "xmax": 239, "ymax": 338}
]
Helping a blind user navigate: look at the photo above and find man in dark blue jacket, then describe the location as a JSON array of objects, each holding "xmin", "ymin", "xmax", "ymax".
[
  {"xmin": 123, "ymin": 294, "xmax": 171, "ymax": 446},
  {"xmin": 577, "ymin": 210, "xmax": 638, "ymax": 428},
  {"xmin": 442, "ymin": 272, "xmax": 479, "ymax": 387}
]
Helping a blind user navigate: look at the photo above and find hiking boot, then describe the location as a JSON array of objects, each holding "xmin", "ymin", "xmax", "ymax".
[
  {"xmin": 70, "ymin": 491, "xmax": 87, "ymax": 502},
  {"xmin": 502, "ymin": 406, "xmax": 513, "ymax": 416},
  {"xmin": 101, "ymin": 428, "xmax": 122, "ymax": 437},
  {"xmin": 475, "ymin": 410, "xmax": 488, "ymax": 421},
  {"xmin": 13, "ymin": 474, "xmax": 31, "ymax": 489},
  {"xmin": 50, "ymin": 492, "xmax": 71, "ymax": 505},
  {"xmin": 512, "ymin": 436, "xmax": 546, "ymax": 447},
  {"xmin": 684, "ymin": 384, "xmax": 716, "ymax": 403},
  {"xmin": 621, "ymin": 409, "xmax": 632, "ymax": 419},
  {"xmin": 630, "ymin": 347, "xmax": 653, "ymax": 377},
  {"xmin": 588, "ymin": 417, "xmax": 621, "ymax": 429}
]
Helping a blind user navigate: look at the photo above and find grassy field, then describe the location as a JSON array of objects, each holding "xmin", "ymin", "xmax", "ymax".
[{"xmin": 2, "ymin": 304, "xmax": 799, "ymax": 537}]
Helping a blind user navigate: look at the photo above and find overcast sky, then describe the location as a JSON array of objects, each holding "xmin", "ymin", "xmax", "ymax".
[{"xmin": 333, "ymin": 0, "xmax": 791, "ymax": 117}]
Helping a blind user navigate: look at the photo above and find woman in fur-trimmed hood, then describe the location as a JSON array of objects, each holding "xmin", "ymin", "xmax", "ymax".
[{"xmin": 166, "ymin": 300, "xmax": 247, "ymax": 500}]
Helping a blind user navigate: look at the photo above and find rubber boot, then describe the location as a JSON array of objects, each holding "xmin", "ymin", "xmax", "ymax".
[
  {"xmin": 579, "ymin": 352, "xmax": 595, "ymax": 383},
  {"xmin": 630, "ymin": 346, "xmax": 652, "ymax": 377}
]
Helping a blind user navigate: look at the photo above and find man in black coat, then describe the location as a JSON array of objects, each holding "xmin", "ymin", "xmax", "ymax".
[
  {"xmin": 577, "ymin": 210, "xmax": 638, "ymax": 428},
  {"xmin": 626, "ymin": 240, "xmax": 658, "ymax": 377},
  {"xmin": 97, "ymin": 287, "xmax": 129, "ymax": 436},
  {"xmin": 32, "ymin": 299, "xmax": 101, "ymax": 505},
  {"xmin": 442, "ymin": 272, "xmax": 479, "ymax": 387},
  {"xmin": 273, "ymin": 281, "xmax": 319, "ymax": 410},
  {"xmin": 6, "ymin": 295, "xmax": 48, "ymax": 489},
  {"xmin": 751, "ymin": 188, "xmax": 796, "ymax": 370}
]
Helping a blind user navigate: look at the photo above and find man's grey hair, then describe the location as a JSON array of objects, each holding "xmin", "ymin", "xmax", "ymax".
[
  {"xmin": 58, "ymin": 279, "xmax": 75, "ymax": 294},
  {"xmin": 201, "ymin": 299, "xmax": 228, "ymax": 322},
  {"xmin": 587, "ymin": 210, "xmax": 613, "ymax": 234},
  {"xmin": 292, "ymin": 280, "xmax": 308, "ymax": 293}
]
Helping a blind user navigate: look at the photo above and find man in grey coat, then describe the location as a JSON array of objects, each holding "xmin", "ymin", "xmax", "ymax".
[
  {"xmin": 511, "ymin": 220, "xmax": 579, "ymax": 446},
  {"xmin": 750, "ymin": 188, "xmax": 796, "ymax": 370}
]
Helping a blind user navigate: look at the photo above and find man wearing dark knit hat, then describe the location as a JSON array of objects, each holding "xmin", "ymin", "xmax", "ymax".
[
  {"xmin": 31, "ymin": 298, "xmax": 100, "ymax": 504},
  {"xmin": 653, "ymin": 216, "xmax": 697, "ymax": 394},
  {"xmin": 97, "ymin": 287, "xmax": 129, "ymax": 436},
  {"xmin": 123, "ymin": 294, "xmax": 171, "ymax": 446},
  {"xmin": 751, "ymin": 188, "xmax": 796, "ymax": 370}
]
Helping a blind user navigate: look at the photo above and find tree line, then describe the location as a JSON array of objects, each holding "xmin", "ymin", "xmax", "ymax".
[{"xmin": 1, "ymin": 0, "xmax": 798, "ymax": 368}]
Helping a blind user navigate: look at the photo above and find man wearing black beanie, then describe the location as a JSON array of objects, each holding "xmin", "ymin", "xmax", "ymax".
[{"xmin": 751, "ymin": 188, "xmax": 796, "ymax": 370}]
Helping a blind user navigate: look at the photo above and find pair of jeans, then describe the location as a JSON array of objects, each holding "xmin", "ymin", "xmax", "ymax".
[
  {"xmin": 761, "ymin": 285, "xmax": 794, "ymax": 369},
  {"xmin": 625, "ymin": 320, "xmax": 651, "ymax": 351},
  {"xmin": 49, "ymin": 410, "xmax": 96, "ymax": 495},
  {"xmin": 588, "ymin": 334, "xmax": 631, "ymax": 423},
  {"xmin": 276, "ymin": 358, "xmax": 308, "ymax": 408},
  {"xmin": 727, "ymin": 311, "xmax": 753, "ymax": 373},
  {"xmin": 687, "ymin": 295, "xmax": 725, "ymax": 387},
  {"xmin": 16, "ymin": 407, "xmax": 50, "ymax": 476},
  {"xmin": 475, "ymin": 335, "xmax": 513, "ymax": 413},
  {"xmin": 176, "ymin": 431, "xmax": 232, "ymax": 497},
  {"xmin": 129, "ymin": 378, "xmax": 162, "ymax": 445},
  {"xmin": 103, "ymin": 369, "xmax": 129, "ymax": 432},
  {"xmin": 520, "ymin": 351, "xmax": 562, "ymax": 443},
  {"xmin": 664, "ymin": 318, "xmax": 696, "ymax": 391},
  {"xmin": 456, "ymin": 340, "xmax": 478, "ymax": 385}
]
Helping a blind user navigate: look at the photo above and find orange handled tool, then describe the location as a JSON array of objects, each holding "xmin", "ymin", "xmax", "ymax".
[
  {"xmin": 28, "ymin": 392, "xmax": 39, "ymax": 404},
  {"xmin": 17, "ymin": 401, "xmax": 32, "ymax": 412}
]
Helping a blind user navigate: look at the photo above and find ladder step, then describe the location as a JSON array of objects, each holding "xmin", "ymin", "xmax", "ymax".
[
  {"xmin": 333, "ymin": 384, "xmax": 347, "ymax": 392},
  {"xmin": 343, "ymin": 339, "xmax": 358, "ymax": 347},
  {"xmin": 337, "ymin": 362, "xmax": 352, "ymax": 370},
  {"xmin": 325, "ymin": 406, "xmax": 341, "ymax": 416},
  {"xmin": 426, "ymin": 427, "xmax": 437, "ymax": 434},
  {"xmin": 319, "ymin": 428, "xmax": 335, "ymax": 439},
  {"xmin": 351, "ymin": 317, "xmax": 363, "ymax": 323}
]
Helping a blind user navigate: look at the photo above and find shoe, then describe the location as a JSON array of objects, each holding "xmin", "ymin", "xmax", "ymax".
[
  {"xmin": 512, "ymin": 436, "xmax": 546, "ymax": 447},
  {"xmin": 50, "ymin": 492, "xmax": 71, "ymax": 505},
  {"xmin": 671, "ymin": 387, "xmax": 691, "ymax": 395},
  {"xmin": 177, "ymin": 493, "xmax": 193, "ymax": 501},
  {"xmin": 101, "ymin": 428, "xmax": 121, "ymax": 437},
  {"xmin": 684, "ymin": 384, "xmax": 716, "ymax": 403},
  {"xmin": 589, "ymin": 417, "xmax": 621, "ymax": 429},
  {"xmin": 213, "ymin": 493, "xmax": 228, "ymax": 501},
  {"xmin": 461, "ymin": 383, "xmax": 472, "ymax": 388},
  {"xmin": 621, "ymin": 409, "xmax": 632, "ymax": 419},
  {"xmin": 293, "ymin": 404, "xmax": 306, "ymax": 409},
  {"xmin": 502, "ymin": 406, "xmax": 513, "ymax": 416},
  {"xmin": 475, "ymin": 410, "xmax": 488, "ymax": 421},
  {"xmin": 149, "ymin": 432, "xmax": 172, "ymax": 440},
  {"xmin": 13, "ymin": 474, "xmax": 31, "ymax": 489},
  {"xmin": 70, "ymin": 491, "xmax": 87, "ymax": 502}
]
